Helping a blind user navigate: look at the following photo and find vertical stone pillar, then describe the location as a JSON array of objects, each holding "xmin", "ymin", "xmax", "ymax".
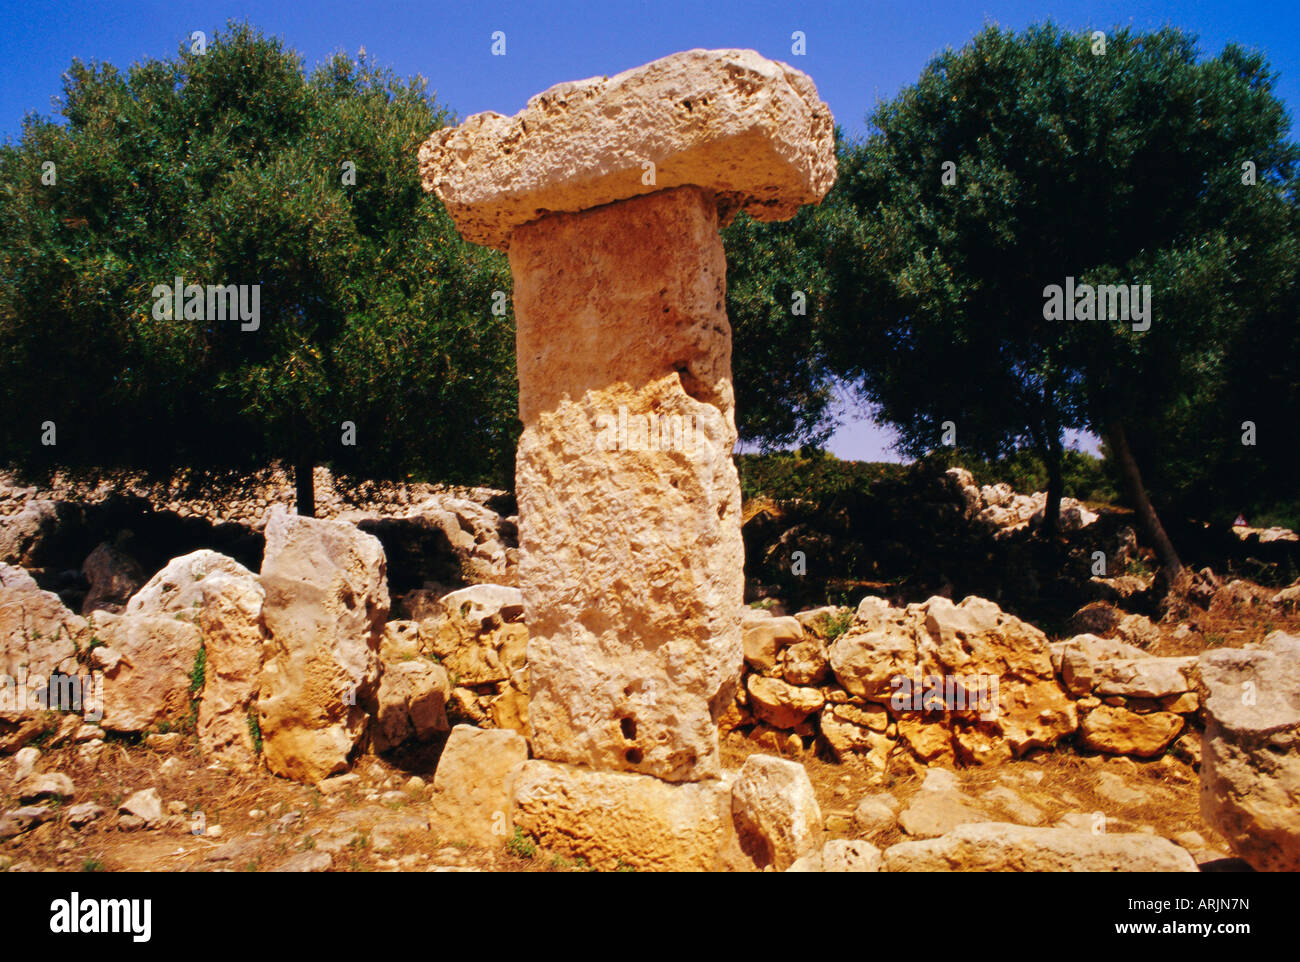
[
  {"xmin": 510, "ymin": 185, "xmax": 741, "ymax": 781},
  {"xmin": 419, "ymin": 47, "xmax": 835, "ymax": 863}
]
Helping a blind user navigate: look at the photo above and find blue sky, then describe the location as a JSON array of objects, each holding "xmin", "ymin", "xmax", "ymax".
[{"xmin": 2, "ymin": 0, "xmax": 1296, "ymax": 461}]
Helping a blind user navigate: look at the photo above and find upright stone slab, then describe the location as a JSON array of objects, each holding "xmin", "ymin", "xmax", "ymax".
[
  {"xmin": 421, "ymin": 50, "xmax": 834, "ymax": 864},
  {"xmin": 511, "ymin": 185, "xmax": 742, "ymax": 780},
  {"xmin": 421, "ymin": 49, "xmax": 834, "ymax": 790},
  {"xmin": 257, "ymin": 507, "xmax": 389, "ymax": 783}
]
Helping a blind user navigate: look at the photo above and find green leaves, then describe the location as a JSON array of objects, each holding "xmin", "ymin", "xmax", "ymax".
[
  {"xmin": 824, "ymin": 22, "xmax": 1298, "ymax": 522},
  {"xmin": 0, "ymin": 21, "xmax": 518, "ymax": 487}
]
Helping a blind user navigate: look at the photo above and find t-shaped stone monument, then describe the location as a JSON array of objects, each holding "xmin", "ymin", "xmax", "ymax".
[{"xmin": 420, "ymin": 48, "xmax": 835, "ymax": 867}]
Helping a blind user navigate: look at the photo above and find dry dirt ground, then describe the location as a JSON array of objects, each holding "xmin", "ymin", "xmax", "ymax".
[
  {"xmin": 0, "ymin": 731, "xmax": 1222, "ymax": 873},
  {"xmin": 2, "ymin": 590, "xmax": 1291, "ymax": 873}
]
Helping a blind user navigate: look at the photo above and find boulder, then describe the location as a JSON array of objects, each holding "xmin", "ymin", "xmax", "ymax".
[
  {"xmin": 882, "ymin": 822, "xmax": 1197, "ymax": 872},
  {"xmin": 1197, "ymin": 632, "xmax": 1300, "ymax": 871},
  {"xmin": 853, "ymin": 792, "xmax": 902, "ymax": 834},
  {"xmin": 422, "ymin": 595, "xmax": 527, "ymax": 688},
  {"xmin": 256, "ymin": 508, "xmax": 389, "ymax": 783},
  {"xmin": 126, "ymin": 549, "xmax": 255, "ymax": 619},
  {"xmin": 823, "ymin": 839, "xmax": 882, "ymax": 872},
  {"xmin": 196, "ymin": 574, "xmax": 267, "ymax": 769},
  {"xmin": 742, "ymin": 615, "xmax": 802, "ymax": 673},
  {"xmin": 1090, "ymin": 657, "xmax": 1197, "ymax": 699},
  {"xmin": 0, "ymin": 804, "xmax": 54, "ymax": 839},
  {"xmin": 1052, "ymin": 634, "xmax": 1149, "ymax": 694},
  {"xmin": 12, "ymin": 746, "xmax": 39, "ymax": 780},
  {"xmin": 1273, "ymin": 580, "xmax": 1300, "ymax": 611},
  {"xmin": 0, "ymin": 563, "xmax": 83, "ymax": 679},
  {"xmin": 436, "ymin": 584, "xmax": 523, "ymax": 626},
  {"xmin": 782, "ymin": 638, "xmax": 829, "ymax": 686},
  {"xmin": 821, "ymin": 705, "xmax": 894, "ymax": 768},
  {"xmin": 17, "ymin": 771, "xmax": 74, "ymax": 803},
  {"xmin": 511, "ymin": 759, "xmax": 750, "ymax": 871},
  {"xmin": 372, "ymin": 659, "xmax": 451, "ymax": 752},
  {"xmin": 1067, "ymin": 602, "xmax": 1160, "ymax": 649},
  {"xmin": 65, "ymin": 802, "xmax": 105, "ymax": 828},
  {"xmin": 0, "ymin": 500, "xmax": 59, "ymax": 567},
  {"xmin": 119, "ymin": 787, "xmax": 164, "ymax": 826},
  {"xmin": 794, "ymin": 605, "xmax": 850, "ymax": 633},
  {"xmin": 1079, "ymin": 705, "xmax": 1183, "ymax": 757},
  {"xmin": 731, "ymin": 754, "xmax": 823, "ymax": 870},
  {"xmin": 95, "ymin": 612, "xmax": 203, "ymax": 733},
  {"xmin": 431, "ymin": 725, "xmax": 528, "ymax": 847},
  {"xmin": 80, "ymin": 541, "xmax": 145, "ymax": 615},
  {"xmin": 745, "ymin": 674, "xmax": 824, "ymax": 729},
  {"xmin": 898, "ymin": 770, "xmax": 987, "ymax": 838}
]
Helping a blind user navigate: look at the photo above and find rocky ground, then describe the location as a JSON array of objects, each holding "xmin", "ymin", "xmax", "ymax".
[
  {"xmin": 0, "ymin": 721, "xmax": 1218, "ymax": 873},
  {"xmin": 1, "ymin": 468, "xmax": 1297, "ymax": 872},
  {"xmin": 2, "ymin": 576, "xmax": 1294, "ymax": 872}
]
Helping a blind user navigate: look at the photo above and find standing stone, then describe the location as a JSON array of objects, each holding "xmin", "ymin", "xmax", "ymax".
[
  {"xmin": 1197, "ymin": 632, "xmax": 1300, "ymax": 871},
  {"xmin": 731, "ymin": 754, "xmax": 823, "ymax": 870},
  {"xmin": 256, "ymin": 507, "xmax": 389, "ymax": 783},
  {"xmin": 0, "ymin": 563, "xmax": 83, "ymax": 679},
  {"xmin": 95, "ymin": 612, "xmax": 202, "ymax": 733},
  {"xmin": 431, "ymin": 725, "xmax": 528, "ymax": 847},
  {"xmin": 511, "ymin": 186, "xmax": 743, "ymax": 780},
  {"xmin": 420, "ymin": 49, "xmax": 834, "ymax": 790},
  {"xmin": 197, "ymin": 574, "xmax": 267, "ymax": 770}
]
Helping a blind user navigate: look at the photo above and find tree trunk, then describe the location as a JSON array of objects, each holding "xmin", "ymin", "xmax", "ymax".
[
  {"xmin": 1042, "ymin": 434, "xmax": 1064, "ymax": 539},
  {"xmin": 294, "ymin": 454, "xmax": 316, "ymax": 518},
  {"xmin": 1106, "ymin": 421, "xmax": 1182, "ymax": 583}
]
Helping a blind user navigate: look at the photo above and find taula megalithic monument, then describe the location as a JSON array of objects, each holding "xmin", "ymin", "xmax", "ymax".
[{"xmin": 420, "ymin": 49, "xmax": 835, "ymax": 868}]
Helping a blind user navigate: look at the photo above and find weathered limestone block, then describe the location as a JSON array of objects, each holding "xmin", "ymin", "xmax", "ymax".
[
  {"xmin": 746, "ymin": 674, "xmax": 824, "ymax": 729},
  {"xmin": 372, "ymin": 659, "xmax": 450, "ymax": 753},
  {"xmin": 511, "ymin": 759, "xmax": 754, "ymax": 871},
  {"xmin": 731, "ymin": 754, "xmax": 823, "ymax": 870},
  {"xmin": 418, "ymin": 48, "xmax": 836, "ymax": 250},
  {"xmin": 512, "ymin": 187, "xmax": 743, "ymax": 782},
  {"xmin": 0, "ymin": 563, "xmax": 82, "ymax": 679},
  {"xmin": 431, "ymin": 725, "xmax": 528, "ymax": 847},
  {"xmin": 1197, "ymin": 632, "xmax": 1300, "ymax": 871},
  {"xmin": 1079, "ymin": 704, "xmax": 1183, "ymax": 757},
  {"xmin": 126, "ymin": 549, "xmax": 254, "ymax": 619},
  {"xmin": 743, "ymin": 614, "xmax": 803, "ymax": 673},
  {"xmin": 882, "ymin": 823, "xmax": 1197, "ymax": 872},
  {"xmin": 256, "ymin": 507, "xmax": 389, "ymax": 783},
  {"xmin": 196, "ymin": 573, "xmax": 267, "ymax": 769},
  {"xmin": 94, "ymin": 612, "xmax": 202, "ymax": 732},
  {"xmin": 420, "ymin": 50, "xmax": 836, "ymax": 817}
]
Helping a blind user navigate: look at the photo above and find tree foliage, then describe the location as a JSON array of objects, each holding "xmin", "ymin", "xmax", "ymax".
[
  {"xmin": 824, "ymin": 23, "xmax": 1299, "ymax": 571},
  {"xmin": 0, "ymin": 23, "xmax": 519, "ymax": 501}
]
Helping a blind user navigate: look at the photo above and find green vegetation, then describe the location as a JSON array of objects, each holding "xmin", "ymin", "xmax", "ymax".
[
  {"xmin": 505, "ymin": 826, "xmax": 537, "ymax": 860},
  {"xmin": 0, "ymin": 22, "xmax": 518, "ymax": 504},
  {"xmin": 738, "ymin": 447, "xmax": 1117, "ymax": 507},
  {"xmin": 189, "ymin": 646, "xmax": 207, "ymax": 694},
  {"xmin": 821, "ymin": 609, "xmax": 855, "ymax": 642},
  {"xmin": 247, "ymin": 709, "xmax": 263, "ymax": 755},
  {"xmin": 820, "ymin": 23, "xmax": 1298, "ymax": 578},
  {"xmin": 737, "ymin": 449, "xmax": 906, "ymax": 502}
]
